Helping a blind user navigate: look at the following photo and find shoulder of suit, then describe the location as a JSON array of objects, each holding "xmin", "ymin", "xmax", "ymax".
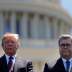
[
  {"xmin": 0, "ymin": 55, "xmax": 6, "ymax": 65},
  {"xmin": 0, "ymin": 57, "xmax": 2, "ymax": 65},
  {"xmin": 15, "ymin": 57, "xmax": 32, "ymax": 66},
  {"xmin": 47, "ymin": 58, "xmax": 60, "ymax": 68},
  {"xmin": 0, "ymin": 55, "xmax": 6, "ymax": 60},
  {"xmin": 16, "ymin": 57, "xmax": 32, "ymax": 62}
]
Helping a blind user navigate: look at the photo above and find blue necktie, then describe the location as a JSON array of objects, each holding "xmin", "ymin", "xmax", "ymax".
[
  {"xmin": 8, "ymin": 56, "xmax": 13, "ymax": 71},
  {"xmin": 66, "ymin": 60, "xmax": 70, "ymax": 72}
]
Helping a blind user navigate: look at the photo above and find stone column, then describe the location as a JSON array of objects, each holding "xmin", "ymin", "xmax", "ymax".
[
  {"xmin": 0, "ymin": 12, "xmax": 4, "ymax": 36},
  {"xmin": 21, "ymin": 13, "xmax": 28, "ymax": 38},
  {"xmin": 10, "ymin": 12, "xmax": 16, "ymax": 33},
  {"xmin": 31, "ymin": 14, "xmax": 39, "ymax": 38},
  {"xmin": 59, "ymin": 21, "xmax": 62, "ymax": 34},
  {"xmin": 65, "ymin": 24, "xmax": 69, "ymax": 33},
  {"xmin": 69, "ymin": 25, "xmax": 72, "ymax": 34},
  {"xmin": 68, "ymin": 25, "xmax": 72, "ymax": 34},
  {"xmin": 44, "ymin": 16, "xmax": 50, "ymax": 38},
  {"xmin": 53, "ymin": 18, "xmax": 58, "ymax": 38},
  {"xmin": 60, "ymin": 21, "xmax": 65, "ymax": 34}
]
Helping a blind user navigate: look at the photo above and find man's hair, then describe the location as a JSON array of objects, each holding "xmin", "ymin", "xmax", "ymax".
[
  {"xmin": 2, "ymin": 32, "xmax": 19, "ymax": 46},
  {"xmin": 58, "ymin": 34, "xmax": 72, "ymax": 45}
]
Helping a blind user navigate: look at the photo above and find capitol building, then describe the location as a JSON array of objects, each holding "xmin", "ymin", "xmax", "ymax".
[{"xmin": 0, "ymin": 0, "xmax": 72, "ymax": 72}]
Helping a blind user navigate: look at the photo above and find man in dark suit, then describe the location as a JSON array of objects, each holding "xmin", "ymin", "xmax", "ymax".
[
  {"xmin": 51, "ymin": 34, "xmax": 72, "ymax": 72},
  {"xmin": 0, "ymin": 33, "xmax": 33, "ymax": 72},
  {"xmin": 43, "ymin": 34, "xmax": 72, "ymax": 72}
]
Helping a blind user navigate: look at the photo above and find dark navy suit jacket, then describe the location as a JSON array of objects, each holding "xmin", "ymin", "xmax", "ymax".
[{"xmin": 0, "ymin": 55, "xmax": 33, "ymax": 72}]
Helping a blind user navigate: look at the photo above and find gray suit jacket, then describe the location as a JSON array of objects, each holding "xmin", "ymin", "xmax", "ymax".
[
  {"xmin": 0, "ymin": 55, "xmax": 33, "ymax": 72},
  {"xmin": 70, "ymin": 67, "xmax": 72, "ymax": 72}
]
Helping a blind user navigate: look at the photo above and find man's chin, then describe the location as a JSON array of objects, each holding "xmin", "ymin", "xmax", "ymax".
[
  {"xmin": 63, "ymin": 54, "xmax": 70, "ymax": 59},
  {"xmin": 6, "ymin": 52, "xmax": 15, "ymax": 56}
]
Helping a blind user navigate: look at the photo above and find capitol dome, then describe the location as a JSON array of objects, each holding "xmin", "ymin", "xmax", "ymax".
[
  {"xmin": 0, "ymin": 0, "xmax": 71, "ymax": 39},
  {"xmin": 0, "ymin": 0, "xmax": 72, "ymax": 72}
]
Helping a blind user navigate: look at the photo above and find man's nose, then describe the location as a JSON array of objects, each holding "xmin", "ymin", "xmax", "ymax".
[{"xmin": 64, "ymin": 45, "xmax": 68, "ymax": 49}]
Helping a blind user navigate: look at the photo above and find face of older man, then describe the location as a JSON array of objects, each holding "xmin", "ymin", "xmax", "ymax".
[
  {"xmin": 59, "ymin": 38, "xmax": 72, "ymax": 59},
  {"xmin": 2, "ymin": 36, "xmax": 19, "ymax": 56}
]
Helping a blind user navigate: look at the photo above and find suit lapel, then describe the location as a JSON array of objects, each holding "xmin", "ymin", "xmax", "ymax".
[
  {"xmin": 14, "ymin": 57, "xmax": 27, "ymax": 72},
  {"xmin": 70, "ymin": 67, "xmax": 72, "ymax": 72},
  {"xmin": 58, "ymin": 58, "xmax": 66, "ymax": 72},
  {"xmin": 1, "ymin": 55, "xmax": 8, "ymax": 72},
  {"xmin": 14, "ymin": 57, "xmax": 18, "ymax": 72}
]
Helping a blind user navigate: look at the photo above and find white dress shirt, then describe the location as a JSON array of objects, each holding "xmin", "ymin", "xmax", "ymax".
[
  {"xmin": 5, "ymin": 54, "xmax": 16, "ymax": 72},
  {"xmin": 62, "ymin": 58, "xmax": 72, "ymax": 72},
  {"xmin": 5, "ymin": 54, "xmax": 16, "ymax": 64}
]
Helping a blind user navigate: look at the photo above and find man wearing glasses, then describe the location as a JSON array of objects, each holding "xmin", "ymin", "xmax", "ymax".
[{"xmin": 51, "ymin": 34, "xmax": 72, "ymax": 72}]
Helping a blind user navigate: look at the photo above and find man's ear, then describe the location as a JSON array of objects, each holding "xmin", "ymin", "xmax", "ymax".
[{"xmin": 17, "ymin": 42, "xmax": 20, "ymax": 48}]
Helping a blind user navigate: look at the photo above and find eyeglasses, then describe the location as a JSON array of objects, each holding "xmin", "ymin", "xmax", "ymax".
[{"xmin": 59, "ymin": 43, "xmax": 72, "ymax": 48}]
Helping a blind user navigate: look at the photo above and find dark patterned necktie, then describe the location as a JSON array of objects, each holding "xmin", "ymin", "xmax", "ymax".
[
  {"xmin": 66, "ymin": 60, "xmax": 70, "ymax": 72},
  {"xmin": 8, "ymin": 56, "xmax": 13, "ymax": 72}
]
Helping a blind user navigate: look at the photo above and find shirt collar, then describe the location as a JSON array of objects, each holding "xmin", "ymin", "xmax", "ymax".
[
  {"xmin": 62, "ymin": 57, "xmax": 72, "ymax": 63},
  {"xmin": 5, "ymin": 54, "xmax": 16, "ymax": 64}
]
